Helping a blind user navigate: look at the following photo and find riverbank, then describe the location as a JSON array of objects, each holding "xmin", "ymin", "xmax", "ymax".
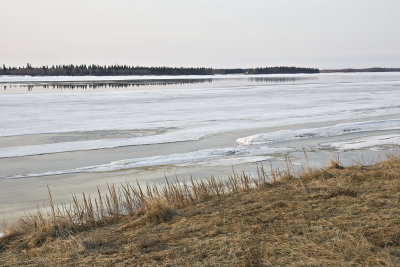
[{"xmin": 1, "ymin": 154, "xmax": 399, "ymax": 266}]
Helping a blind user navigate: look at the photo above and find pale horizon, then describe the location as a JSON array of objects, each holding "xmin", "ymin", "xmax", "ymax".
[{"xmin": 1, "ymin": 0, "xmax": 399, "ymax": 69}]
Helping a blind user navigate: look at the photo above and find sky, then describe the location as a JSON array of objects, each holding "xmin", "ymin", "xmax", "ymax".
[{"xmin": 1, "ymin": 0, "xmax": 399, "ymax": 69}]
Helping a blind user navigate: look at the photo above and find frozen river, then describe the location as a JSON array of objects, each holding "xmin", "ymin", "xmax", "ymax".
[{"xmin": 0, "ymin": 72, "xmax": 400, "ymax": 222}]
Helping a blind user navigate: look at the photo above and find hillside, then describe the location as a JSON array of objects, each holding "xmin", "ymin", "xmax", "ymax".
[{"xmin": 1, "ymin": 155, "xmax": 399, "ymax": 266}]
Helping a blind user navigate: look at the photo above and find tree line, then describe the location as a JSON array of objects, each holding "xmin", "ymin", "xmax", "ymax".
[{"xmin": 0, "ymin": 64, "xmax": 319, "ymax": 76}]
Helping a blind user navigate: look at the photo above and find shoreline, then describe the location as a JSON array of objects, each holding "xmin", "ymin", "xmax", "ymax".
[
  {"xmin": 1, "ymin": 154, "xmax": 399, "ymax": 265},
  {"xmin": 0, "ymin": 147, "xmax": 393, "ymax": 226}
]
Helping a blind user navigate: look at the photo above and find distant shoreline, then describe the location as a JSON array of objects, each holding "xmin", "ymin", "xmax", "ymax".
[
  {"xmin": 0, "ymin": 65, "xmax": 319, "ymax": 76},
  {"xmin": 1, "ymin": 65, "xmax": 400, "ymax": 76}
]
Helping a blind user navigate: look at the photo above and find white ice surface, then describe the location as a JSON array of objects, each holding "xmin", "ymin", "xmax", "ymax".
[
  {"xmin": 321, "ymin": 134, "xmax": 400, "ymax": 151},
  {"xmin": 0, "ymin": 74, "xmax": 315, "ymax": 83},
  {"xmin": 2, "ymin": 73, "xmax": 400, "ymax": 176},
  {"xmin": 2, "ymin": 75, "xmax": 400, "ymax": 138},
  {"xmin": 2, "ymin": 119, "xmax": 400, "ymax": 159},
  {"xmin": 0, "ymin": 75, "xmax": 221, "ymax": 83},
  {"xmin": 4, "ymin": 146, "xmax": 291, "ymax": 179},
  {"xmin": 0, "ymin": 128, "xmax": 203, "ymax": 158},
  {"xmin": 236, "ymin": 120, "xmax": 400, "ymax": 146}
]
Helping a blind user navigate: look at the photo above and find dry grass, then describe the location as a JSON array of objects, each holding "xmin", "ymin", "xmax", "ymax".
[{"xmin": 1, "ymin": 153, "xmax": 400, "ymax": 266}]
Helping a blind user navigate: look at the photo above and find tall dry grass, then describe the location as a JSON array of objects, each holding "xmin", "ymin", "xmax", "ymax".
[
  {"xmin": 1, "ymin": 151, "xmax": 400, "ymax": 266},
  {"xmin": 3, "ymin": 150, "xmax": 398, "ymax": 249},
  {"xmin": 1, "ymin": 160, "xmax": 297, "ymax": 247}
]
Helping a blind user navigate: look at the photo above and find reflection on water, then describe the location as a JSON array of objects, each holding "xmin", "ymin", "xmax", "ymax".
[
  {"xmin": 3, "ymin": 79, "xmax": 214, "ymax": 92},
  {"xmin": 248, "ymin": 76, "xmax": 314, "ymax": 83},
  {"xmin": 1, "ymin": 75, "xmax": 316, "ymax": 93}
]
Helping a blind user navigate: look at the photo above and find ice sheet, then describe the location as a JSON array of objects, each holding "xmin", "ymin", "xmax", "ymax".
[
  {"xmin": 0, "ymin": 75, "xmax": 220, "ymax": 83},
  {"xmin": 3, "ymin": 146, "xmax": 291, "ymax": 179},
  {"xmin": 321, "ymin": 134, "xmax": 400, "ymax": 151},
  {"xmin": 236, "ymin": 120, "xmax": 400, "ymax": 145},
  {"xmin": 2, "ymin": 73, "xmax": 400, "ymax": 178},
  {"xmin": 0, "ymin": 73, "xmax": 316, "ymax": 83},
  {"xmin": 2, "ymin": 75, "xmax": 400, "ymax": 138}
]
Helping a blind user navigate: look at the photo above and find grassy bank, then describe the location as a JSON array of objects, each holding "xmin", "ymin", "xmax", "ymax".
[{"xmin": 1, "ymin": 155, "xmax": 400, "ymax": 266}]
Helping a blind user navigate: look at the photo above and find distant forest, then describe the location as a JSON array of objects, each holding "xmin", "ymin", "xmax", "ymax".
[{"xmin": 0, "ymin": 64, "xmax": 319, "ymax": 76}]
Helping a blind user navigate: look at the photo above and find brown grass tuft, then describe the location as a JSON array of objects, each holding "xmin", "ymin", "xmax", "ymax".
[
  {"xmin": 327, "ymin": 159, "xmax": 344, "ymax": 170},
  {"xmin": 145, "ymin": 200, "xmax": 176, "ymax": 224}
]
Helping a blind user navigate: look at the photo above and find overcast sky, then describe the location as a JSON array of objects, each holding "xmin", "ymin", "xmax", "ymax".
[{"xmin": 1, "ymin": 0, "xmax": 399, "ymax": 68}]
